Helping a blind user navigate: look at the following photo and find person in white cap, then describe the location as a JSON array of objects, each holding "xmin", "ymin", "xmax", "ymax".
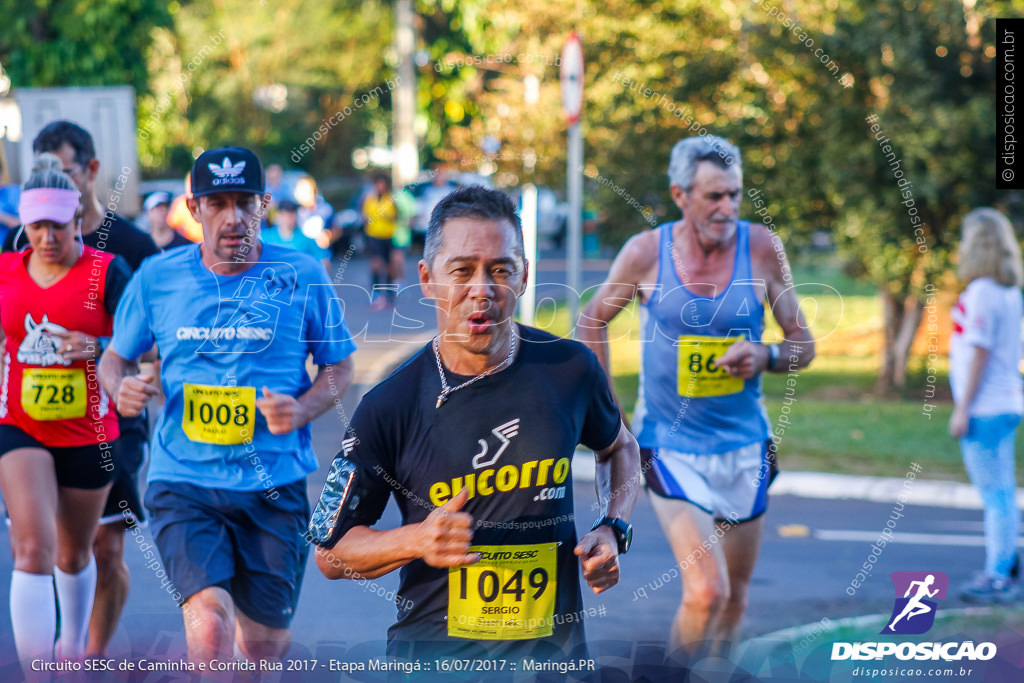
[
  {"xmin": 143, "ymin": 191, "xmax": 191, "ymax": 250},
  {"xmin": 0, "ymin": 153, "xmax": 132, "ymax": 671}
]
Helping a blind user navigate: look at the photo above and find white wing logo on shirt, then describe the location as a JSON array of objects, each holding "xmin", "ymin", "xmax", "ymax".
[
  {"xmin": 208, "ymin": 157, "xmax": 246, "ymax": 178},
  {"xmin": 472, "ymin": 418, "xmax": 520, "ymax": 469},
  {"xmin": 341, "ymin": 436, "xmax": 358, "ymax": 457}
]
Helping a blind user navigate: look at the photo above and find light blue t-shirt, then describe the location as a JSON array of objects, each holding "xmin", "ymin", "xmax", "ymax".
[
  {"xmin": 262, "ymin": 226, "xmax": 330, "ymax": 262},
  {"xmin": 112, "ymin": 242, "xmax": 357, "ymax": 491}
]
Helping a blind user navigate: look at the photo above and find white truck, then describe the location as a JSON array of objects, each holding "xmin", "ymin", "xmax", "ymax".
[{"xmin": 0, "ymin": 85, "xmax": 140, "ymax": 216}]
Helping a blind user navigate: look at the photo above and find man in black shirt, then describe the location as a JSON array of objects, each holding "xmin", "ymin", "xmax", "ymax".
[
  {"xmin": 6, "ymin": 121, "xmax": 160, "ymax": 657},
  {"xmin": 314, "ymin": 186, "xmax": 640, "ymax": 665}
]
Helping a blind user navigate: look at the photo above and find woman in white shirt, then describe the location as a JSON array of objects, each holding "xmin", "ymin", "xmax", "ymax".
[{"xmin": 949, "ymin": 207, "xmax": 1024, "ymax": 603}]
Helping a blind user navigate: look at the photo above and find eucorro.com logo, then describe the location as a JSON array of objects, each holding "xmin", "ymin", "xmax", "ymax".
[{"xmin": 832, "ymin": 571, "xmax": 996, "ymax": 662}]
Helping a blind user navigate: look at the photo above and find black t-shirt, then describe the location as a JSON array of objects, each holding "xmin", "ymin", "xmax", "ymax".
[
  {"xmin": 160, "ymin": 230, "xmax": 194, "ymax": 250},
  {"xmin": 341, "ymin": 325, "xmax": 620, "ymax": 660},
  {"xmin": 5, "ymin": 211, "xmax": 160, "ymax": 271},
  {"xmin": 103, "ymin": 255, "xmax": 133, "ymax": 316}
]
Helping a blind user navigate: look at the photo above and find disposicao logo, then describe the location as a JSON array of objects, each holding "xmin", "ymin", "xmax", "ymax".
[
  {"xmin": 882, "ymin": 571, "xmax": 947, "ymax": 635},
  {"xmin": 831, "ymin": 570, "xmax": 997, "ymax": 663}
]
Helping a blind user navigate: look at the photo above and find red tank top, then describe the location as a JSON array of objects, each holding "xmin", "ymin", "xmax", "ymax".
[{"xmin": 0, "ymin": 246, "xmax": 120, "ymax": 447}]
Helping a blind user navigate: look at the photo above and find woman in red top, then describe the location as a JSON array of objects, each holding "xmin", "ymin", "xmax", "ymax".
[{"xmin": 0, "ymin": 154, "xmax": 131, "ymax": 667}]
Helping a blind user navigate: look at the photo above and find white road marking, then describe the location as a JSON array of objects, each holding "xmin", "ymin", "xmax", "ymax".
[{"xmin": 813, "ymin": 529, "xmax": 1024, "ymax": 547}]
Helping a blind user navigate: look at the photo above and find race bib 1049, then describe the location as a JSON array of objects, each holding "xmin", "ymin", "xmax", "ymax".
[
  {"xmin": 447, "ymin": 543, "xmax": 557, "ymax": 640},
  {"xmin": 677, "ymin": 335, "xmax": 744, "ymax": 398}
]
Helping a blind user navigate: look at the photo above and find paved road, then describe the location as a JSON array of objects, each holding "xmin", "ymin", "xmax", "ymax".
[{"xmin": 0, "ymin": 252, "xmax": 1020, "ymax": 681}]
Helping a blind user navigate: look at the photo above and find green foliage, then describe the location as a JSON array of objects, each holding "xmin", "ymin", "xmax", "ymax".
[
  {"xmin": 810, "ymin": 0, "xmax": 1004, "ymax": 301},
  {"xmin": 428, "ymin": 0, "xmax": 1007, "ymax": 287},
  {"xmin": 137, "ymin": 0, "xmax": 393, "ymax": 175},
  {"xmin": 0, "ymin": 0, "xmax": 171, "ymax": 90}
]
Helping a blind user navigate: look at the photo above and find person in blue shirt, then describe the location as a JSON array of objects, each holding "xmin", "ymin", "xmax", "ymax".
[
  {"xmin": 262, "ymin": 198, "xmax": 331, "ymax": 270},
  {"xmin": 98, "ymin": 146, "xmax": 356, "ymax": 667}
]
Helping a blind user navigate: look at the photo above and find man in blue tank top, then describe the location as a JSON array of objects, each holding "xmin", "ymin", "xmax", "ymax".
[{"xmin": 579, "ymin": 136, "xmax": 815, "ymax": 659}]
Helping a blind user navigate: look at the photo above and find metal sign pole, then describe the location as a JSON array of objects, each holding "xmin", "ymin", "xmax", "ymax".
[
  {"xmin": 567, "ymin": 123, "xmax": 582, "ymax": 329},
  {"xmin": 520, "ymin": 184, "xmax": 538, "ymax": 326},
  {"xmin": 561, "ymin": 32, "xmax": 584, "ymax": 334}
]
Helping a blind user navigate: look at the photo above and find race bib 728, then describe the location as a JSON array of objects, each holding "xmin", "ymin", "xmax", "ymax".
[
  {"xmin": 447, "ymin": 543, "xmax": 557, "ymax": 640},
  {"xmin": 22, "ymin": 368, "xmax": 87, "ymax": 421},
  {"xmin": 677, "ymin": 335, "xmax": 744, "ymax": 398}
]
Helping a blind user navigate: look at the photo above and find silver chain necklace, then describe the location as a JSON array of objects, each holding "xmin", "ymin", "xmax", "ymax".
[{"xmin": 432, "ymin": 332, "xmax": 517, "ymax": 408}]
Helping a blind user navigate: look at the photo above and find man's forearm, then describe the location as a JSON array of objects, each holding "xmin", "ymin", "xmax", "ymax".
[
  {"xmin": 773, "ymin": 336, "xmax": 815, "ymax": 373},
  {"xmin": 316, "ymin": 524, "xmax": 422, "ymax": 580},
  {"xmin": 595, "ymin": 429, "xmax": 641, "ymax": 520},
  {"xmin": 98, "ymin": 349, "xmax": 138, "ymax": 399},
  {"xmin": 298, "ymin": 357, "xmax": 355, "ymax": 427},
  {"xmin": 577, "ymin": 319, "xmax": 610, "ymax": 371}
]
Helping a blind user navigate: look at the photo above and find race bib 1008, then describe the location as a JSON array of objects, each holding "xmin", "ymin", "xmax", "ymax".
[
  {"xmin": 182, "ymin": 383, "xmax": 255, "ymax": 445},
  {"xmin": 677, "ymin": 335, "xmax": 744, "ymax": 398},
  {"xmin": 447, "ymin": 543, "xmax": 557, "ymax": 641}
]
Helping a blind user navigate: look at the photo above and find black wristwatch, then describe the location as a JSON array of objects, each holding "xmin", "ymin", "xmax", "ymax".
[{"xmin": 592, "ymin": 516, "xmax": 632, "ymax": 554}]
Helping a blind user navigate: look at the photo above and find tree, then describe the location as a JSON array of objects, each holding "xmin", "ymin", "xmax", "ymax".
[
  {"xmin": 0, "ymin": 0, "xmax": 171, "ymax": 90},
  {"xmin": 422, "ymin": 0, "xmax": 1012, "ymax": 391},
  {"xmin": 136, "ymin": 0, "xmax": 394, "ymax": 176},
  {"xmin": 798, "ymin": 0, "xmax": 1011, "ymax": 390}
]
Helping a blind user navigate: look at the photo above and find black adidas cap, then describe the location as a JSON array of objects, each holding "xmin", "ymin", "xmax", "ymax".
[{"xmin": 191, "ymin": 146, "xmax": 265, "ymax": 198}]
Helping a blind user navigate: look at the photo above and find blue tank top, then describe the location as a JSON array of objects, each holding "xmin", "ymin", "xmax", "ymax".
[{"xmin": 634, "ymin": 221, "xmax": 771, "ymax": 453}]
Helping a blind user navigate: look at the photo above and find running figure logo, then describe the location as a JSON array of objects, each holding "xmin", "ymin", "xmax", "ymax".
[{"xmin": 881, "ymin": 571, "xmax": 949, "ymax": 635}]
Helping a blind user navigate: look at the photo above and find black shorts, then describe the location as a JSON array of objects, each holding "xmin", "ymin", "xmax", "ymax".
[
  {"xmin": 366, "ymin": 235, "xmax": 393, "ymax": 262},
  {"xmin": 0, "ymin": 424, "xmax": 115, "ymax": 489},
  {"xmin": 144, "ymin": 478, "xmax": 310, "ymax": 629},
  {"xmin": 98, "ymin": 428, "xmax": 148, "ymax": 527}
]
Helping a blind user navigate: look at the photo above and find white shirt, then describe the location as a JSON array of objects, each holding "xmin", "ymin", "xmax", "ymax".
[{"xmin": 949, "ymin": 277, "xmax": 1024, "ymax": 417}]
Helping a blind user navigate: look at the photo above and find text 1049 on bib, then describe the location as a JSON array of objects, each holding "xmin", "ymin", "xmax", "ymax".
[{"xmin": 447, "ymin": 543, "xmax": 557, "ymax": 640}]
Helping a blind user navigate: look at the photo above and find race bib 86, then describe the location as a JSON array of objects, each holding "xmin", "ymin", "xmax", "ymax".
[{"xmin": 677, "ymin": 335, "xmax": 744, "ymax": 398}]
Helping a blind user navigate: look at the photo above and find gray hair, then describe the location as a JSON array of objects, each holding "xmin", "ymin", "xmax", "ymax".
[
  {"xmin": 667, "ymin": 136, "xmax": 742, "ymax": 190},
  {"xmin": 23, "ymin": 152, "xmax": 78, "ymax": 193}
]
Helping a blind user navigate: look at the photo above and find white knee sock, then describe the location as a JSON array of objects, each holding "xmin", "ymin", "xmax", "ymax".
[
  {"xmin": 10, "ymin": 570, "xmax": 56, "ymax": 663},
  {"xmin": 54, "ymin": 557, "xmax": 96, "ymax": 659}
]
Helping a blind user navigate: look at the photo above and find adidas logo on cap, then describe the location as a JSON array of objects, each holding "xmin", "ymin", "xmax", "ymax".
[{"xmin": 191, "ymin": 146, "xmax": 264, "ymax": 197}]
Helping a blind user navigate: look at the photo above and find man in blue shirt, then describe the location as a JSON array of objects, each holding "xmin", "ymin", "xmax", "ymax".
[{"xmin": 99, "ymin": 146, "xmax": 356, "ymax": 666}]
